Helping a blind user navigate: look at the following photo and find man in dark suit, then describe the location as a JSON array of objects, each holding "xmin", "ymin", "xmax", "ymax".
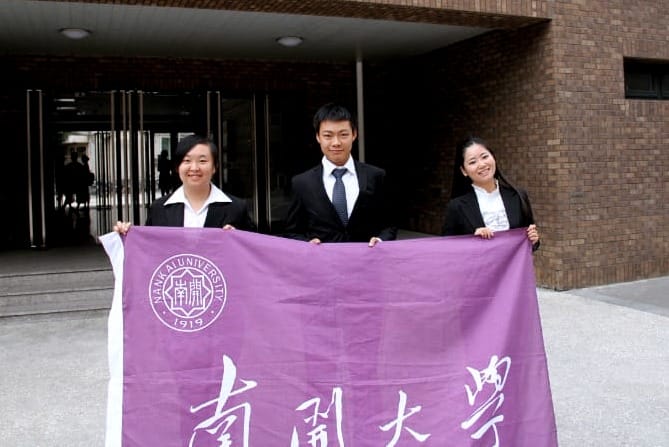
[{"xmin": 284, "ymin": 103, "xmax": 397, "ymax": 246}]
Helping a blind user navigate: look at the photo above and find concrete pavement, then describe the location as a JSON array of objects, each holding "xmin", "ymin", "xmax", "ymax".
[
  {"xmin": 1, "ymin": 277, "xmax": 668, "ymax": 446},
  {"xmin": 540, "ymin": 280, "xmax": 668, "ymax": 447}
]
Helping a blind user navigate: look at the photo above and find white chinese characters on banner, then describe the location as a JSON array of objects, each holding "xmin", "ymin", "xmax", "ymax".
[
  {"xmin": 189, "ymin": 355, "xmax": 258, "ymax": 447},
  {"xmin": 189, "ymin": 354, "xmax": 510, "ymax": 446},
  {"xmin": 379, "ymin": 390, "xmax": 431, "ymax": 446},
  {"xmin": 461, "ymin": 355, "xmax": 511, "ymax": 447},
  {"xmin": 291, "ymin": 387, "xmax": 345, "ymax": 447}
]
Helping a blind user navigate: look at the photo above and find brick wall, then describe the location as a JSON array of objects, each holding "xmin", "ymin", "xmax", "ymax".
[
  {"xmin": 364, "ymin": 22, "xmax": 559, "ymax": 285},
  {"xmin": 544, "ymin": 0, "xmax": 669, "ymax": 288},
  {"xmin": 45, "ymin": 0, "xmax": 550, "ymax": 27},
  {"xmin": 4, "ymin": 0, "xmax": 668, "ymax": 288},
  {"xmin": 3, "ymin": 55, "xmax": 355, "ymax": 99},
  {"xmin": 364, "ymin": 1, "xmax": 669, "ymax": 289}
]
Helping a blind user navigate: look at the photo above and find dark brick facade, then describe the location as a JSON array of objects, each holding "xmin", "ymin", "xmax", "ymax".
[
  {"xmin": 543, "ymin": 1, "xmax": 669, "ymax": 288},
  {"xmin": 364, "ymin": 0, "xmax": 669, "ymax": 289},
  {"xmin": 3, "ymin": 0, "xmax": 668, "ymax": 289}
]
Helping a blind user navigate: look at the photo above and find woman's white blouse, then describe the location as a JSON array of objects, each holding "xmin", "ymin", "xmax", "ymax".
[{"xmin": 472, "ymin": 183, "xmax": 510, "ymax": 231}]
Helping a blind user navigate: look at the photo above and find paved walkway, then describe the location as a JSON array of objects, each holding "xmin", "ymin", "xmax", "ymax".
[
  {"xmin": 0, "ymin": 273, "xmax": 667, "ymax": 446},
  {"xmin": 540, "ymin": 278, "xmax": 668, "ymax": 447}
]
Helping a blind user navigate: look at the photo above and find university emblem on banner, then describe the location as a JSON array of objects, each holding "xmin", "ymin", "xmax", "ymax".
[{"xmin": 148, "ymin": 253, "xmax": 227, "ymax": 332}]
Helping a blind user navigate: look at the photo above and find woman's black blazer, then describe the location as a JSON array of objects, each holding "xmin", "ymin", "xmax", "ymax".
[{"xmin": 145, "ymin": 192, "xmax": 256, "ymax": 231}]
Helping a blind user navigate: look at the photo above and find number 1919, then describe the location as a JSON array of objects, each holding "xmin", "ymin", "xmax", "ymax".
[{"xmin": 174, "ymin": 318, "xmax": 203, "ymax": 330}]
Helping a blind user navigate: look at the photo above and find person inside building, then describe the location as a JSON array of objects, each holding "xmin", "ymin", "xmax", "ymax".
[
  {"xmin": 60, "ymin": 150, "xmax": 79, "ymax": 211},
  {"xmin": 76, "ymin": 154, "xmax": 93, "ymax": 211},
  {"xmin": 157, "ymin": 149, "xmax": 172, "ymax": 197},
  {"xmin": 283, "ymin": 102, "xmax": 397, "ymax": 246},
  {"xmin": 441, "ymin": 136, "xmax": 540, "ymax": 250},
  {"xmin": 114, "ymin": 134, "xmax": 255, "ymax": 234}
]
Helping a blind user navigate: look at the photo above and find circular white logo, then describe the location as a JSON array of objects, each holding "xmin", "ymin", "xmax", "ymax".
[{"xmin": 148, "ymin": 254, "xmax": 227, "ymax": 332}]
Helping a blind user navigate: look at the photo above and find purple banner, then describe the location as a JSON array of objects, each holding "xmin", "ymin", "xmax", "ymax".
[{"xmin": 103, "ymin": 227, "xmax": 557, "ymax": 446}]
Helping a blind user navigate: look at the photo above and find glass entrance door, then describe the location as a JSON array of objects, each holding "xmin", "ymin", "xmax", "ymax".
[
  {"xmin": 265, "ymin": 93, "xmax": 310, "ymax": 234},
  {"xmin": 40, "ymin": 90, "xmax": 260, "ymax": 246},
  {"xmin": 49, "ymin": 90, "xmax": 148, "ymax": 245},
  {"xmin": 219, "ymin": 97, "xmax": 257, "ymax": 223},
  {"xmin": 25, "ymin": 88, "xmax": 312, "ymax": 248}
]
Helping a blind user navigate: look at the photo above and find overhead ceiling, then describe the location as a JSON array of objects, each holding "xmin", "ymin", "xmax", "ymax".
[{"xmin": 0, "ymin": 0, "xmax": 492, "ymax": 62}]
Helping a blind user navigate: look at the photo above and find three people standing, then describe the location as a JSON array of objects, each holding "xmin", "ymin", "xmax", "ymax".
[{"xmin": 116, "ymin": 107, "xmax": 539, "ymax": 250}]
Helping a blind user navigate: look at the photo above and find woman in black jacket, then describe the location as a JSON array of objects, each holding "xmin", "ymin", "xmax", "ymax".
[
  {"xmin": 442, "ymin": 136, "xmax": 540, "ymax": 250},
  {"xmin": 114, "ymin": 134, "xmax": 255, "ymax": 234}
]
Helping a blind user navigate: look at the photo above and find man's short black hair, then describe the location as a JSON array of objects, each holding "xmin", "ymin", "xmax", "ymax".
[{"xmin": 312, "ymin": 103, "xmax": 357, "ymax": 134}]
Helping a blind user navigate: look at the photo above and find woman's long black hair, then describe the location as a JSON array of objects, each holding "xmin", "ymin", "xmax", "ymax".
[{"xmin": 451, "ymin": 136, "xmax": 534, "ymax": 222}]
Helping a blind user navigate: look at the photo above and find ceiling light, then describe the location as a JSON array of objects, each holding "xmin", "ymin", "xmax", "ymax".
[
  {"xmin": 275, "ymin": 36, "xmax": 303, "ymax": 48},
  {"xmin": 59, "ymin": 28, "xmax": 91, "ymax": 40}
]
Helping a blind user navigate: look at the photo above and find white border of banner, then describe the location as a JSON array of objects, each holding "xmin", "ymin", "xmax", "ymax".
[{"xmin": 100, "ymin": 232, "xmax": 124, "ymax": 447}]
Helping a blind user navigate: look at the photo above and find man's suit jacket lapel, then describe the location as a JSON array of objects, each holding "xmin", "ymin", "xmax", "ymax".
[
  {"xmin": 349, "ymin": 161, "xmax": 369, "ymax": 222},
  {"xmin": 310, "ymin": 165, "xmax": 344, "ymax": 227},
  {"xmin": 355, "ymin": 161, "xmax": 369, "ymax": 193}
]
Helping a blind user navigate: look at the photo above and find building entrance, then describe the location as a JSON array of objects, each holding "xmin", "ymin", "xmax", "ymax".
[{"xmin": 24, "ymin": 90, "xmax": 306, "ymax": 248}]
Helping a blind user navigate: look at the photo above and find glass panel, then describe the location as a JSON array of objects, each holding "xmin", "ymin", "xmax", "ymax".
[
  {"xmin": 49, "ymin": 91, "xmax": 112, "ymax": 246},
  {"xmin": 662, "ymin": 74, "xmax": 669, "ymax": 98},
  {"xmin": 141, "ymin": 91, "xmax": 203, "ymax": 201},
  {"xmin": 221, "ymin": 98, "xmax": 257, "ymax": 223},
  {"xmin": 154, "ymin": 132, "xmax": 174, "ymax": 198},
  {"xmin": 45, "ymin": 91, "xmax": 261, "ymax": 243},
  {"xmin": 92, "ymin": 130, "xmax": 115, "ymax": 236},
  {"xmin": 624, "ymin": 72, "xmax": 658, "ymax": 98},
  {"xmin": 266, "ymin": 94, "xmax": 310, "ymax": 234},
  {"xmin": 626, "ymin": 72, "xmax": 653, "ymax": 92},
  {"xmin": 623, "ymin": 58, "xmax": 669, "ymax": 99}
]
